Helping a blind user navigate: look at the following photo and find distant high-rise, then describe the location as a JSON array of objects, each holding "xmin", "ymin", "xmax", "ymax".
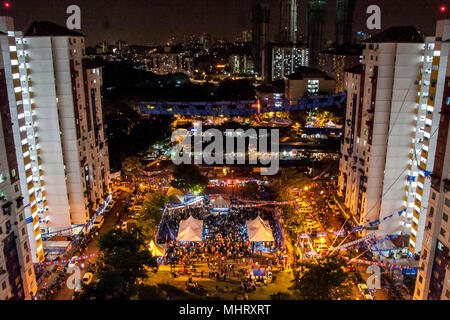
[
  {"xmin": 307, "ymin": 0, "xmax": 327, "ymax": 67},
  {"xmin": 263, "ymin": 43, "xmax": 309, "ymax": 82},
  {"xmin": 252, "ymin": 2, "xmax": 270, "ymax": 75},
  {"xmin": 335, "ymin": 0, "xmax": 356, "ymax": 46},
  {"xmin": 279, "ymin": 0, "xmax": 298, "ymax": 44}
]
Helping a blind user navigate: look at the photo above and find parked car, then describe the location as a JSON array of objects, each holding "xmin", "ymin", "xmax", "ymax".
[
  {"xmin": 82, "ymin": 272, "xmax": 94, "ymax": 285},
  {"xmin": 122, "ymin": 219, "xmax": 137, "ymax": 232},
  {"xmin": 93, "ymin": 215, "xmax": 105, "ymax": 229},
  {"xmin": 357, "ymin": 283, "xmax": 374, "ymax": 300}
]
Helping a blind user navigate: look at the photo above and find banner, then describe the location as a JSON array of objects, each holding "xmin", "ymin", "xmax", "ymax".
[
  {"xmin": 343, "ymin": 256, "xmax": 416, "ymax": 270},
  {"xmin": 34, "ymin": 253, "xmax": 96, "ymax": 266},
  {"xmin": 352, "ymin": 208, "xmax": 407, "ymax": 232},
  {"xmin": 166, "ymin": 199, "xmax": 297, "ymax": 210},
  {"xmin": 339, "ymin": 234, "xmax": 376, "ymax": 251}
]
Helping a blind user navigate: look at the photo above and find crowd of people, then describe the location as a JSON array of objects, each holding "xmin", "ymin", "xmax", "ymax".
[{"xmin": 152, "ymin": 197, "xmax": 294, "ymax": 298}]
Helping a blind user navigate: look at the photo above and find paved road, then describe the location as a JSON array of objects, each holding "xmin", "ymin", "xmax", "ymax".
[{"xmin": 53, "ymin": 192, "xmax": 129, "ymax": 300}]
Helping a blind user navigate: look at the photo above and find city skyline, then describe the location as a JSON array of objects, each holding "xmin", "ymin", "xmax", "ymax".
[{"xmin": 0, "ymin": 0, "xmax": 448, "ymax": 47}]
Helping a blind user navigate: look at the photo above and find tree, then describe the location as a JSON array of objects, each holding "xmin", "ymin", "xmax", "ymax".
[
  {"xmin": 241, "ymin": 181, "xmax": 259, "ymax": 199},
  {"xmin": 79, "ymin": 228, "xmax": 158, "ymax": 300},
  {"xmin": 292, "ymin": 256, "xmax": 353, "ymax": 300},
  {"xmin": 138, "ymin": 191, "xmax": 168, "ymax": 242},
  {"xmin": 170, "ymin": 164, "xmax": 208, "ymax": 193},
  {"xmin": 122, "ymin": 156, "xmax": 143, "ymax": 181},
  {"xmin": 269, "ymin": 168, "xmax": 310, "ymax": 201},
  {"xmin": 283, "ymin": 205, "xmax": 308, "ymax": 240},
  {"xmin": 290, "ymin": 122, "xmax": 303, "ymax": 137},
  {"xmin": 290, "ymin": 111, "xmax": 308, "ymax": 127}
]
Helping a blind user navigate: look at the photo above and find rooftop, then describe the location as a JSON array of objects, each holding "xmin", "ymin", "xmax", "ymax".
[
  {"xmin": 25, "ymin": 21, "xmax": 85, "ymax": 37},
  {"xmin": 344, "ymin": 63, "xmax": 365, "ymax": 74},
  {"xmin": 365, "ymin": 26, "xmax": 424, "ymax": 43},
  {"xmin": 83, "ymin": 58, "xmax": 104, "ymax": 69},
  {"xmin": 320, "ymin": 44, "xmax": 363, "ymax": 56},
  {"xmin": 287, "ymin": 66, "xmax": 334, "ymax": 80}
]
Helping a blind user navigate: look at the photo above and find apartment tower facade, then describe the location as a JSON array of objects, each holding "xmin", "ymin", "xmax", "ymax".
[
  {"xmin": 0, "ymin": 17, "xmax": 110, "ymax": 262},
  {"xmin": 338, "ymin": 26, "xmax": 443, "ymax": 251}
]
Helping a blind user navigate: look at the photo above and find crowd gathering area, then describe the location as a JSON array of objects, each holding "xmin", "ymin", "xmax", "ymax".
[{"xmin": 147, "ymin": 195, "xmax": 293, "ymax": 300}]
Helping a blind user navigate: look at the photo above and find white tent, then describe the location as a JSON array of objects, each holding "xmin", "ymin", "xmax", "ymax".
[
  {"xmin": 246, "ymin": 216, "xmax": 274, "ymax": 242},
  {"xmin": 176, "ymin": 216, "xmax": 204, "ymax": 242},
  {"xmin": 211, "ymin": 195, "xmax": 231, "ymax": 208},
  {"xmin": 372, "ymin": 238, "xmax": 398, "ymax": 258},
  {"xmin": 149, "ymin": 240, "xmax": 165, "ymax": 257}
]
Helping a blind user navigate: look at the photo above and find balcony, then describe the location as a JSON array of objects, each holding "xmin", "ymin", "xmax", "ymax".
[
  {"xmin": 15, "ymin": 196, "xmax": 23, "ymax": 208},
  {"xmin": 444, "ymin": 179, "xmax": 450, "ymax": 193},
  {"xmin": 2, "ymin": 201, "xmax": 13, "ymax": 215},
  {"xmin": 430, "ymin": 173, "xmax": 440, "ymax": 189}
]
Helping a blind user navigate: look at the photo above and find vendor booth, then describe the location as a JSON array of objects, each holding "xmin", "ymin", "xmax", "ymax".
[
  {"xmin": 176, "ymin": 216, "xmax": 204, "ymax": 242},
  {"xmin": 246, "ymin": 216, "xmax": 274, "ymax": 242}
]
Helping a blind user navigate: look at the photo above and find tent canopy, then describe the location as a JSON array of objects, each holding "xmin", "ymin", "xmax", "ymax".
[
  {"xmin": 149, "ymin": 240, "xmax": 165, "ymax": 257},
  {"xmin": 176, "ymin": 216, "xmax": 204, "ymax": 242},
  {"xmin": 246, "ymin": 216, "xmax": 274, "ymax": 242},
  {"xmin": 211, "ymin": 195, "xmax": 231, "ymax": 207}
]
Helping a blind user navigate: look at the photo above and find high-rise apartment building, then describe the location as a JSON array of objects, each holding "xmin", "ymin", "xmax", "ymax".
[
  {"xmin": 146, "ymin": 52, "xmax": 193, "ymax": 76},
  {"xmin": 335, "ymin": 0, "xmax": 355, "ymax": 46},
  {"xmin": 307, "ymin": 0, "xmax": 327, "ymax": 67},
  {"xmin": 318, "ymin": 45, "xmax": 362, "ymax": 92},
  {"xmin": 229, "ymin": 54, "xmax": 254, "ymax": 75},
  {"xmin": 279, "ymin": 0, "xmax": 298, "ymax": 44},
  {"xmin": 0, "ymin": 28, "xmax": 37, "ymax": 299},
  {"xmin": 252, "ymin": 2, "xmax": 270, "ymax": 76},
  {"xmin": 337, "ymin": 26, "xmax": 443, "ymax": 248},
  {"xmin": 263, "ymin": 43, "xmax": 309, "ymax": 82},
  {"xmin": 0, "ymin": 18, "xmax": 110, "ymax": 262},
  {"xmin": 413, "ymin": 20, "xmax": 450, "ymax": 300}
]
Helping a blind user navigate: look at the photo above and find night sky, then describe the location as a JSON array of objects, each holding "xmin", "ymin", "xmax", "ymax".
[{"xmin": 0, "ymin": 0, "xmax": 448, "ymax": 46}]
